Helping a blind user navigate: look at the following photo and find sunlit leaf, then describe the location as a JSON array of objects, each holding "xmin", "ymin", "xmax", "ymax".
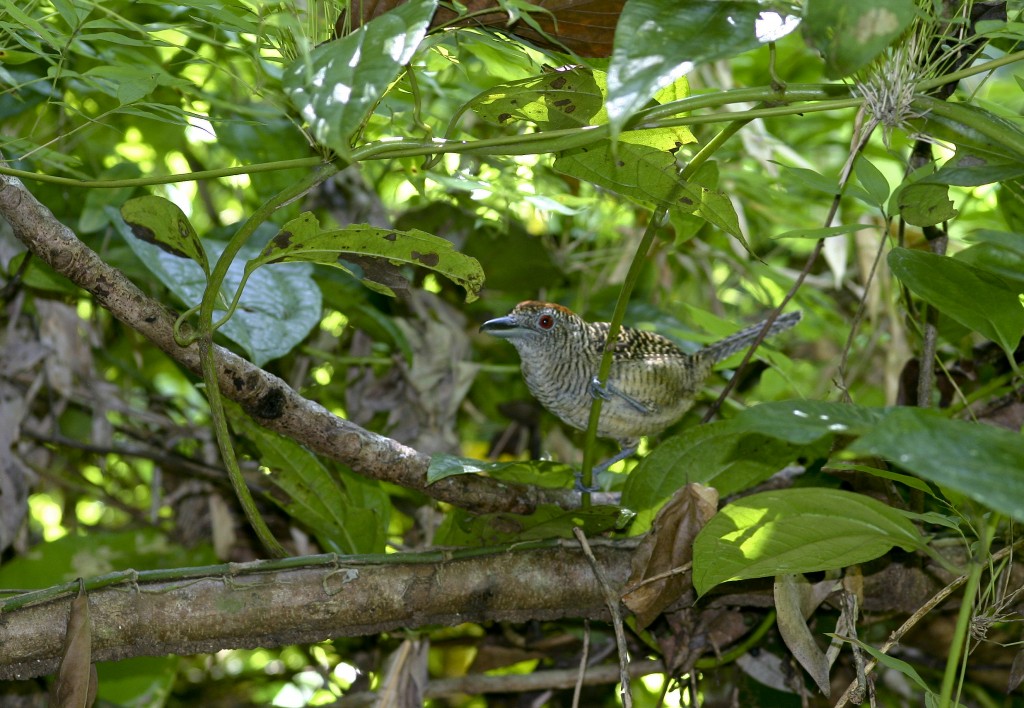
[
  {"xmin": 623, "ymin": 420, "xmax": 825, "ymax": 532},
  {"xmin": 606, "ymin": 0, "xmax": 760, "ymax": 136},
  {"xmin": 693, "ymin": 489, "xmax": 925, "ymax": 595},
  {"xmin": 283, "ymin": 0, "xmax": 437, "ymax": 155},
  {"xmin": 469, "ymin": 66, "xmax": 603, "ymax": 130}
]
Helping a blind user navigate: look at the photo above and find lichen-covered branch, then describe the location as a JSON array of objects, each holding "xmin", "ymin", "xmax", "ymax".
[{"xmin": 0, "ymin": 543, "xmax": 635, "ymax": 680}]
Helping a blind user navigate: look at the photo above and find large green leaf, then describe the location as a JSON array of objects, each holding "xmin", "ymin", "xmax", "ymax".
[
  {"xmin": 554, "ymin": 137, "xmax": 700, "ymax": 211},
  {"xmin": 896, "ymin": 182, "xmax": 959, "ymax": 227},
  {"xmin": 282, "ymin": 0, "xmax": 437, "ymax": 155},
  {"xmin": 888, "ymin": 247, "xmax": 1024, "ymax": 358},
  {"xmin": 848, "ymin": 409, "xmax": 1024, "ymax": 523},
  {"xmin": 231, "ymin": 413, "xmax": 389, "ymax": 554},
  {"xmin": 957, "ymin": 231, "xmax": 1024, "ymax": 291},
  {"xmin": 803, "ymin": 0, "xmax": 916, "ymax": 78},
  {"xmin": 114, "ymin": 214, "xmax": 322, "ymax": 366},
  {"xmin": 732, "ymin": 400, "xmax": 889, "ymax": 444},
  {"xmin": 692, "ymin": 489, "xmax": 925, "ymax": 595},
  {"xmin": 250, "ymin": 212, "xmax": 484, "ymax": 302},
  {"xmin": 605, "ymin": 0, "xmax": 761, "ymax": 137},
  {"xmin": 622, "ymin": 420, "xmax": 828, "ymax": 532}
]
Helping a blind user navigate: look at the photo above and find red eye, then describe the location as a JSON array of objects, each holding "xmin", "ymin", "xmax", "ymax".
[{"xmin": 538, "ymin": 314, "xmax": 554, "ymax": 330}]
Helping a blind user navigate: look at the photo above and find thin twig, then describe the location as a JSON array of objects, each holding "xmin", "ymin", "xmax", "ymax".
[
  {"xmin": 573, "ymin": 620, "xmax": 590, "ymax": 708},
  {"xmin": 573, "ymin": 527, "xmax": 632, "ymax": 707}
]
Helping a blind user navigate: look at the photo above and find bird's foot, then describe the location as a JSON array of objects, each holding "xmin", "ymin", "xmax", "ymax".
[
  {"xmin": 575, "ymin": 444, "xmax": 639, "ymax": 493},
  {"xmin": 588, "ymin": 376, "xmax": 651, "ymax": 414},
  {"xmin": 589, "ymin": 376, "xmax": 612, "ymax": 401},
  {"xmin": 573, "ymin": 470, "xmax": 601, "ymax": 493}
]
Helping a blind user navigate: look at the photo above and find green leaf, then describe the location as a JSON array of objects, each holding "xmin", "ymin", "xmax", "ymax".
[
  {"xmin": 469, "ymin": 67, "xmax": 603, "ymax": 130},
  {"xmin": 283, "ymin": 0, "xmax": 437, "ymax": 155},
  {"xmin": 623, "ymin": 421, "xmax": 826, "ymax": 532},
  {"xmin": 896, "ymin": 182, "xmax": 958, "ymax": 226},
  {"xmin": 554, "ymin": 138, "xmax": 698, "ymax": 211},
  {"xmin": 114, "ymin": 215, "xmax": 322, "ymax": 366},
  {"xmin": 888, "ymin": 247, "xmax": 1024, "ymax": 358},
  {"xmin": 803, "ymin": 0, "xmax": 916, "ymax": 78},
  {"xmin": 692, "ymin": 489, "xmax": 925, "ymax": 595},
  {"xmin": 911, "ymin": 97, "xmax": 1024, "ymax": 161},
  {"xmin": 120, "ymin": 196, "xmax": 209, "ymax": 275},
  {"xmin": 606, "ymin": 0, "xmax": 761, "ymax": 136},
  {"xmin": 433, "ymin": 504, "xmax": 628, "ymax": 547},
  {"xmin": 957, "ymin": 231, "xmax": 1024, "ymax": 291},
  {"xmin": 927, "ymin": 151, "xmax": 1024, "ymax": 187},
  {"xmin": 231, "ymin": 412, "xmax": 388, "ymax": 554},
  {"xmin": 698, "ymin": 186, "xmax": 742, "ymax": 239},
  {"xmin": 0, "ymin": 529, "xmax": 215, "ymax": 589},
  {"xmin": 732, "ymin": 400, "xmax": 889, "ymax": 444},
  {"xmin": 252, "ymin": 213, "xmax": 484, "ymax": 302},
  {"xmin": 854, "ymin": 155, "xmax": 891, "ymax": 206},
  {"xmin": 848, "ymin": 409, "xmax": 1024, "ymax": 523},
  {"xmin": 773, "ymin": 224, "xmax": 874, "ymax": 240},
  {"xmin": 427, "ymin": 454, "xmax": 575, "ymax": 489}
]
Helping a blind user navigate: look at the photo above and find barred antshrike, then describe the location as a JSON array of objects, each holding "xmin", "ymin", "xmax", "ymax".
[{"xmin": 481, "ymin": 301, "xmax": 801, "ymax": 487}]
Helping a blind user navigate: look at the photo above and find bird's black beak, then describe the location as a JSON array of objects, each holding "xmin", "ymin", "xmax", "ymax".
[{"xmin": 480, "ymin": 315, "xmax": 519, "ymax": 337}]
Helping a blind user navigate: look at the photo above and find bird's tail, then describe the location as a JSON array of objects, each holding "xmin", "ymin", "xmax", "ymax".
[{"xmin": 700, "ymin": 310, "xmax": 802, "ymax": 364}]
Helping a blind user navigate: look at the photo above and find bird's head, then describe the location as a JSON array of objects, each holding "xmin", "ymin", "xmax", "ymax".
[{"xmin": 480, "ymin": 301, "xmax": 582, "ymax": 354}]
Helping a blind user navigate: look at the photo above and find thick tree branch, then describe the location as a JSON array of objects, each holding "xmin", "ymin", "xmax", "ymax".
[
  {"xmin": 0, "ymin": 543, "xmax": 636, "ymax": 680},
  {"xmin": 0, "ymin": 173, "xmax": 576, "ymax": 514}
]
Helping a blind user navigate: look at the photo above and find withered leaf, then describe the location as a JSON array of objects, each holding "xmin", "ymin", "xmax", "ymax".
[
  {"xmin": 51, "ymin": 581, "xmax": 98, "ymax": 708},
  {"xmin": 624, "ymin": 482, "xmax": 717, "ymax": 629}
]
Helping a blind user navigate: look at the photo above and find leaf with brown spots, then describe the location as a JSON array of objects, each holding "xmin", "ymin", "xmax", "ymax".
[
  {"xmin": 470, "ymin": 66, "xmax": 603, "ymax": 131},
  {"xmin": 120, "ymin": 196, "xmax": 209, "ymax": 275},
  {"xmin": 252, "ymin": 212, "xmax": 484, "ymax": 301}
]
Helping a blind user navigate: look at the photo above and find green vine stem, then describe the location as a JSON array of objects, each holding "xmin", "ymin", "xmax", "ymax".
[
  {"xmin": 938, "ymin": 514, "xmax": 996, "ymax": 707},
  {"xmin": 4, "ymin": 51, "xmax": 1022, "ymax": 192},
  {"xmin": 197, "ymin": 160, "xmax": 343, "ymax": 557},
  {"xmin": 577, "ymin": 118, "xmax": 752, "ymax": 500}
]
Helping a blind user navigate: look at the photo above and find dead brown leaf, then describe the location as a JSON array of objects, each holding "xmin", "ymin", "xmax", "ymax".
[
  {"xmin": 623, "ymin": 482, "xmax": 718, "ymax": 629},
  {"xmin": 336, "ymin": 0, "xmax": 625, "ymax": 58},
  {"xmin": 51, "ymin": 581, "xmax": 97, "ymax": 708}
]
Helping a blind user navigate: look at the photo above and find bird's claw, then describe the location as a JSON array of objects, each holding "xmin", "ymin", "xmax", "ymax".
[
  {"xmin": 574, "ymin": 470, "xmax": 600, "ymax": 493},
  {"xmin": 589, "ymin": 376, "xmax": 612, "ymax": 401}
]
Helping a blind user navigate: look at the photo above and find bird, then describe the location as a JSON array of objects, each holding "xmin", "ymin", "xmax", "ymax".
[{"xmin": 480, "ymin": 301, "xmax": 801, "ymax": 489}]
